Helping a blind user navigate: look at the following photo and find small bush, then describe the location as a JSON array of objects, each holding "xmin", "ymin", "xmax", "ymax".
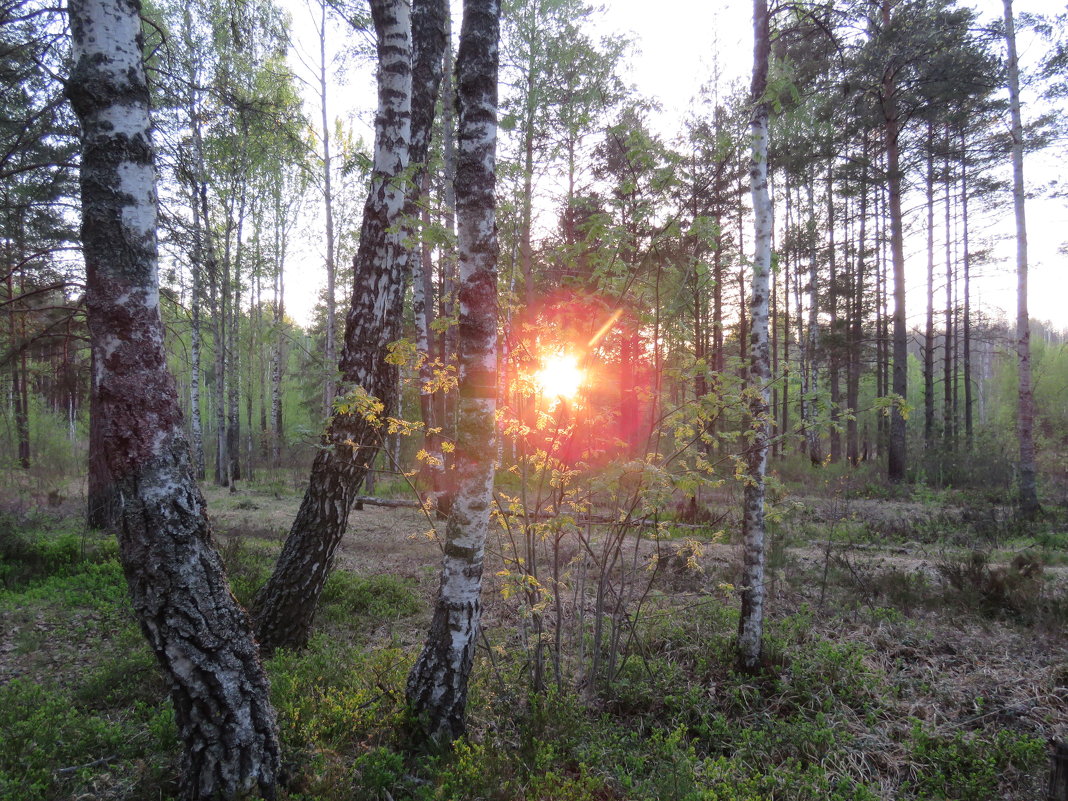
[
  {"xmin": 937, "ymin": 550, "xmax": 1044, "ymax": 617},
  {"xmin": 906, "ymin": 724, "xmax": 1045, "ymax": 800},
  {"xmin": 0, "ymin": 517, "xmax": 115, "ymax": 591},
  {"xmin": 0, "ymin": 679, "xmax": 178, "ymax": 801}
]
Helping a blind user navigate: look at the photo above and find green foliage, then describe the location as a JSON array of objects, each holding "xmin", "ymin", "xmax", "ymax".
[
  {"xmin": 905, "ymin": 725, "xmax": 1044, "ymax": 800},
  {"xmin": 0, "ymin": 679, "xmax": 178, "ymax": 801},
  {"xmin": 267, "ymin": 639, "xmax": 412, "ymax": 795},
  {"xmin": 319, "ymin": 572, "xmax": 422, "ymax": 623},
  {"xmin": 218, "ymin": 534, "xmax": 272, "ymax": 608}
]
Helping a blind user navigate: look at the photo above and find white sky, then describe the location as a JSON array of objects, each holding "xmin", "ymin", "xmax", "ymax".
[{"xmin": 280, "ymin": 0, "xmax": 1068, "ymax": 333}]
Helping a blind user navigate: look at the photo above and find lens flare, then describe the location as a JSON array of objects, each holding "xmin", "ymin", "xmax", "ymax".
[{"xmin": 535, "ymin": 352, "xmax": 583, "ymax": 400}]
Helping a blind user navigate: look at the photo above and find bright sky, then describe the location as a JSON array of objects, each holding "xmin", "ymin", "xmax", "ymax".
[{"xmin": 280, "ymin": 0, "xmax": 1068, "ymax": 332}]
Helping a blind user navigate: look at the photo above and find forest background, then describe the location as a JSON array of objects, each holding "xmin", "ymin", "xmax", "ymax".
[
  {"xmin": 1, "ymin": 0, "xmax": 1067, "ymax": 494},
  {"xmin": 4, "ymin": 0, "xmax": 1068, "ymax": 798}
]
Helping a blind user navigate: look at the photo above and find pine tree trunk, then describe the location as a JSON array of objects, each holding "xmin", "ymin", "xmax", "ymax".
[
  {"xmin": 960, "ymin": 133, "xmax": 973, "ymax": 449},
  {"xmin": 924, "ymin": 125, "xmax": 935, "ymax": 450},
  {"xmin": 804, "ymin": 177, "xmax": 821, "ymax": 465},
  {"xmin": 8, "ymin": 262, "xmax": 30, "ymax": 468},
  {"xmin": 1004, "ymin": 0, "xmax": 1039, "ymax": 517},
  {"xmin": 737, "ymin": 0, "xmax": 771, "ymax": 675},
  {"xmin": 213, "ymin": 235, "xmax": 227, "ymax": 486},
  {"xmin": 882, "ymin": 0, "xmax": 908, "ymax": 483},
  {"xmin": 948, "ymin": 143, "xmax": 956, "ymax": 452},
  {"xmin": 271, "ymin": 205, "xmax": 285, "ymax": 468},
  {"xmin": 269, "ymin": 257, "xmax": 281, "ymax": 467},
  {"xmin": 189, "ymin": 193, "xmax": 205, "ymax": 480},
  {"xmin": 406, "ymin": 0, "xmax": 500, "ymax": 739},
  {"xmin": 827, "ymin": 162, "xmax": 841, "ymax": 464},
  {"xmin": 227, "ymin": 192, "xmax": 244, "ymax": 485},
  {"xmin": 848, "ymin": 148, "xmax": 867, "ymax": 467},
  {"xmin": 67, "ymin": 0, "xmax": 280, "ymax": 794}
]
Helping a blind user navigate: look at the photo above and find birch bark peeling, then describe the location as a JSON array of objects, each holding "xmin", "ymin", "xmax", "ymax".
[{"xmin": 66, "ymin": 0, "xmax": 280, "ymax": 796}]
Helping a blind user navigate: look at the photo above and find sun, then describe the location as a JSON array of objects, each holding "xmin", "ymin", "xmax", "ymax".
[{"xmin": 535, "ymin": 352, "xmax": 584, "ymax": 401}]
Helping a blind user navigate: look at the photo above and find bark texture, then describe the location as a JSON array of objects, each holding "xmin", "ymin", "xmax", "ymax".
[
  {"xmin": 1004, "ymin": 0, "xmax": 1039, "ymax": 518},
  {"xmin": 66, "ymin": 0, "xmax": 280, "ymax": 795},
  {"xmin": 254, "ymin": 0, "xmax": 448, "ymax": 655},
  {"xmin": 736, "ymin": 0, "xmax": 771, "ymax": 674},
  {"xmin": 406, "ymin": 0, "xmax": 501, "ymax": 740}
]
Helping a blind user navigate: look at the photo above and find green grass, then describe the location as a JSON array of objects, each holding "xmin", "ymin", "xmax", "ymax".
[{"xmin": 0, "ymin": 509, "xmax": 1057, "ymax": 801}]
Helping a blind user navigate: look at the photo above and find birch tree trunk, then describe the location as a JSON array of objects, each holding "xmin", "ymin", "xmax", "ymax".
[
  {"xmin": 254, "ymin": 0, "xmax": 447, "ymax": 655},
  {"xmin": 66, "ymin": 0, "xmax": 280, "ymax": 795},
  {"xmin": 1003, "ymin": 0, "xmax": 1039, "ymax": 518},
  {"xmin": 271, "ymin": 190, "xmax": 286, "ymax": 468},
  {"xmin": 410, "ymin": 0, "xmax": 450, "ymax": 504},
  {"xmin": 439, "ymin": 13, "xmax": 459, "ymax": 443},
  {"xmin": 737, "ymin": 0, "xmax": 771, "ymax": 675},
  {"xmin": 182, "ymin": 3, "xmax": 206, "ymax": 481},
  {"xmin": 406, "ymin": 0, "xmax": 500, "ymax": 740}
]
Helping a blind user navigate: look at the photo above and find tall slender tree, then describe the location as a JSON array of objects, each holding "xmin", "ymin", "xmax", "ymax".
[
  {"xmin": 253, "ymin": 0, "xmax": 448, "ymax": 655},
  {"xmin": 1003, "ymin": 0, "xmax": 1039, "ymax": 517},
  {"xmin": 737, "ymin": 0, "xmax": 771, "ymax": 674},
  {"xmin": 406, "ymin": 0, "xmax": 501, "ymax": 739},
  {"xmin": 66, "ymin": 0, "xmax": 280, "ymax": 794}
]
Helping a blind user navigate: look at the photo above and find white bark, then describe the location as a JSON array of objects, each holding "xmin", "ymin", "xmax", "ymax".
[
  {"xmin": 68, "ymin": 0, "xmax": 280, "ymax": 794},
  {"xmin": 407, "ymin": 0, "xmax": 500, "ymax": 740}
]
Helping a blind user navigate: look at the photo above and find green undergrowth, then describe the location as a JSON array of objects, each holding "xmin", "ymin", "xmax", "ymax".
[{"xmin": 0, "ymin": 513, "xmax": 1052, "ymax": 801}]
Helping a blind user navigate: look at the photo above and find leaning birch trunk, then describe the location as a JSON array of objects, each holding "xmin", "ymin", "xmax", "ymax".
[
  {"xmin": 1003, "ymin": 0, "xmax": 1039, "ymax": 518},
  {"xmin": 253, "ymin": 0, "xmax": 412, "ymax": 655},
  {"xmin": 737, "ymin": 0, "xmax": 772, "ymax": 675},
  {"xmin": 66, "ymin": 0, "xmax": 280, "ymax": 796},
  {"xmin": 406, "ymin": 0, "xmax": 500, "ymax": 740},
  {"xmin": 253, "ymin": 0, "xmax": 448, "ymax": 656}
]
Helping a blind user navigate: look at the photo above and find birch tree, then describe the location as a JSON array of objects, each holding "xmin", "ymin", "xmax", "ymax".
[
  {"xmin": 66, "ymin": 0, "xmax": 280, "ymax": 795},
  {"xmin": 253, "ymin": 0, "xmax": 448, "ymax": 655},
  {"xmin": 406, "ymin": 0, "xmax": 501, "ymax": 740},
  {"xmin": 737, "ymin": 0, "xmax": 771, "ymax": 674}
]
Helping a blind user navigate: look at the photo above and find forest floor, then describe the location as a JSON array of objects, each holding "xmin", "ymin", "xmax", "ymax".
[{"xmin": 1, "ymin": 477, "xmax": 1066, "ymax": 800}]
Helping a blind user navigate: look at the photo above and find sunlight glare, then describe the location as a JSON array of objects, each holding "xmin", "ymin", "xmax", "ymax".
[{"xmin": 535, "ymin": 353, "xmax": 584, "ymax": 401}]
